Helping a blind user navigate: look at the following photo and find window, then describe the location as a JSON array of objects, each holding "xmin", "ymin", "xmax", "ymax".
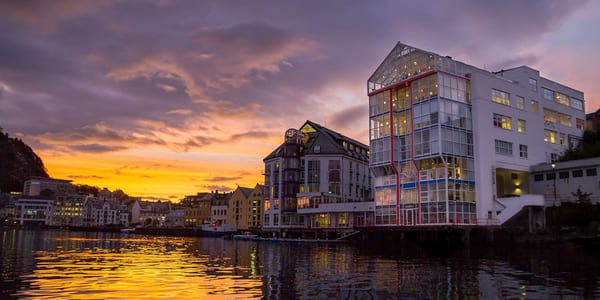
[
  {"xmin": 492, "ymin": 89, "xmax": 510, "ymax": 106},
  {"xmin": 551, "ymin": 153, "xmax": 558, "ymax": 162},
  {"xmin": 516, "ymin": 96, "xmax": 525, "ymax": 110},
  {"xmin": 546, "ymin": 173, "xmax": 556, "ymax": 180},
  {"xmin": 529, "ymin": 78, "xmax": 537, "ymax": 91},
  {"xmin": 576, "ymin": 118, "xmax": 585, "ymax": 130},
  {"xmin": 558, "ymin": 113, "xmax": 572, "ymax": 127},
  {"xmin": 518, "ymin": 119, "xmax": 526, "ymax": 133},
  {"xmin": 571, "ymin": 98, "xmax": 583, "ymax": 111},
  {"xmin": 542, "ymin": 87, "xmax": 554, "ymax": 101},
  {"xmin": 534, "ymin": 174, "xmax": 544, "ymax": 181},
  {"xmin": 559, "ymin": 133, "xmax": 566, "ymax": 146},
  {"xmin": 531, "ymin": 100, "xmax": 539, "ymax": 113},
  {"xmin": 495, "ymin": 139, "xmax": 513, "ymax": 155},
  {"xmin": 493, "ymin": 114, "xmax": 512, "ymax": 130},
  {"xmin": 543, "ymin": 108, "xmax": 557, "ymax": 123},
  {"xmin": 544, "ymin": 130, "xmax": 557, "ymax": 143},
  {"xmin": 573, "ymin": 170, "xmax": 583, "ymax": 177},
  {"xmin": 559, "ymin": 171, "xmax": 569, "ymax": 179},
  {"xmin": 557, "ymin": 92, "xmax": 570, "ymax": 106},
  {"xmin": 587, "ymin": 168, "xmax": 597, "ymax": 176},
  {"xmin": 273, "ymin": 214, "xmax": 279, "ymax": 225},
  {"xmin": 519, "ymin": 144, "xmax": 528, "ymax": 159}
]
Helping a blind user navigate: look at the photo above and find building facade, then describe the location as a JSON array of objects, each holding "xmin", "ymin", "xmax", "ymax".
[
  {"xmin": 15, "ymin": 198, "xmax": 54, "ymax": 225},
  {"xmin": 368, "ymin": 42, "xmax": 586, "ymax": 227},
  {"xmin": 263, "ymin": 121, "xmax": 373, "ymax": 233},
  {"xmin": 227, "ymin": 184, "xmax": 264, "ymax": 230},
  {"xmin": 530, "ymin": 157, "xmax": 600, "ymax": 205},
  {"xmin": 23, "ymin": 177, "xmax": 74, "ymax": 196}
]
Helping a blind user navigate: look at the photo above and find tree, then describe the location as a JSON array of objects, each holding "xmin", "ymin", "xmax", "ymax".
[{"xmin": 572, "ymin": 187, "xmax": 592, "ymax": 205}]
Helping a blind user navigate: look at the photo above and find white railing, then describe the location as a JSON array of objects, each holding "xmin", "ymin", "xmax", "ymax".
[{"xmin": 495, "ymin": 194, "xmax": 545, "ymax": 225}]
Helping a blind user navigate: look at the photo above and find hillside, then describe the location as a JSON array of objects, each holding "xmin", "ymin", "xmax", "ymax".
[{"xmin": 0, "ymin": 127, "xmax": 49, "ymax": 193}]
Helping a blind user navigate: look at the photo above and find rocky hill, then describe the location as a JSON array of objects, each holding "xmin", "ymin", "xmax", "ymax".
[{"xmin": 0, "ymin": 127, "xmax": 49, "ymax": 193}]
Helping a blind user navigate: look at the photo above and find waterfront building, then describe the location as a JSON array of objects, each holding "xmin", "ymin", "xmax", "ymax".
[
  {"xmin": 183, "ymin": 191, "xmax": 227, "ymax": 226},
  {"xmin": 138, "ymin": 200, "xmax": 171, "ymax": 225},
  {"xmin": 15, "ymin": 198, "xmax": 54, "ymax": 225},
  {"xmin": 81, "ymin": 198, "xmax": 120, "ymax": 226},
  {"xmin": 263, "ymin": 121, "xmax": 373, "ymax": 234},
  {"xmin": 23, "ymin": 177, "xmax": 74, "ymax": 196},
  {"xmin": 210, "ymin": 192, "xmax": 231, "ymax": 224},
  {"xmin": 0, "ymin": 193, "xmax": 19, "ymax": 220},
  {"xmin": 227, "ymin": 184, "xmax": 264, "ymax": 230},
  {"xmin": 52, "ymin": 194, "xmax": 85, "ymax": 226},
  {"xmin": 367, "ymin": 42, "xmax": 585, "ymax": 227},
  {"xmin": 165, "ymin": 208, "xmax": 185, "ymax": 227},
  {"xmin": 530, "ymin": 157, "xmax": 600, "ymax": 205}
]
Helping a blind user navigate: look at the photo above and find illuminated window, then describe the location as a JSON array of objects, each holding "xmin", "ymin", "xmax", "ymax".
[
  {"xmin": 557, "ymin": 92, "xmax": 570, "ymax": 106},
  {"xmin": 495, "ymin": 140, "xmax": 513, "ymax": 155},
  {"xmin": 558, "ymin": 113, "xmax": 572, "ymax": 127},
  {"xmin": 531, "ymin": 100, "xmax": 539, "ymax": 113},
  {"xmin": 544, "ymin": 129, "xmax": 557, "ymax": 143},
  {"xmin": 518, "ymin": 119, "xmax": 526, "ymax": 133},
  {"xmin": 493, "ymin": 113, "xmax": 511, "ymax": 130},
  {"xmin": 543, "ymin": 108, "xmax": 557, "ymax": 123},
  {"xmin": 491, "ymin": 89, "xmax": 510, "ymax": 106},
  {"xmin": 519, "ymin": 144, "xmax": 528, "ymax": 159},
  {"xmin": 516, "ymin": 96, "xmax": 525, "ymax": 110},
  {"xmin": 529, "ymin": 78, "xmax": 537, "ymax": 91},
  {"xmin": 560, "ymin": 133, "xmax": 567, "ymax": 146},
  {"xmin": 542, "ymin": 87, "xmax": 554, "ymax": 101},
  {"xmin": 576, "ymin": 118, "xmax": 585, "ymax": 130}
]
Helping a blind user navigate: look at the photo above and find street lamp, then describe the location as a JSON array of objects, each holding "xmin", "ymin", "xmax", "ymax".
[{"xmin": 551, "ymin": 163, "xmax": 557, "ymax": 206}]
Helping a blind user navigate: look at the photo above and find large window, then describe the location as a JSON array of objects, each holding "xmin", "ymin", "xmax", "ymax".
[
  {"xmin": 493, "ymin": 114, "xmax": 511, "ymax": 130},
  {"xmin": 576, "ymin": 118, "xmax": 585, "ymax": 130},
  {"xmin": 519, "ymin": 144, "xmax": 528, "ymax": 159},
  {"xmin": 495, "ymin": 140, "xmax": 513, "ymax": 155},
  {"xmin": 529, "ymin": 78, "xmax": 537, "ymax": 91},
  {"xmin": 558, "ymin": 113, "xmax": 572, "ymax": 127},
  {"xmin": 572, "ymin": 98, "xmax": 583, "ymax": 111},
  {"xmin": 560, "ymin": 133, "xmax": 567, "ymax": 146},
  {"xmin": 492, "ymin": 89, "xmax": 510, "ymax": 106},
  {"xmin": 557, "ymin": 92, "xmax": 570, "ymax": 106},
  {"xmin": 307, "ymin": 160, "xmax": 320, "ymax": 192},
  {"xmin": 542, "ymin": 87, "xmax": 554, "ymax": 101},
  {"xmin": 543, "ymin": 108, "xmax": 557, "ymax": 123},
  {"xmin": 544, "ymin": 129, "xmax": 557, "ymax": 143},
  {"xmin": 518, "ymin": 119, "xmax": 526, "ymax": 133},
  {"xmin": 516, "ymin": 96, "xmax": 525, "ymax": 110},
  {"xmin": 328, "ymin": 160, "xmax": 341, "ymax": 195},
  {"xmin": 438, "ymin": 73, "xmax": 467, "ymax": 103}
]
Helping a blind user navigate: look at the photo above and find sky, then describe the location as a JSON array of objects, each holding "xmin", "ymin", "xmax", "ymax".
[{"xmin": 1, "ymin": 0, "xmax": 599, "ymax": 201}]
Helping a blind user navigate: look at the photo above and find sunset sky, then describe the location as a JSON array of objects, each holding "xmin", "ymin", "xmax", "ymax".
[{"xmin": 1, "ymin": 0, "xmax": 599, "ymax": 201}]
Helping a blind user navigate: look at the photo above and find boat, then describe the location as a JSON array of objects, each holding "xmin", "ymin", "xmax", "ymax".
[
  {"xmin": 120, "ymin": 228, "xmax": 135, "ymax": 233},
  {"xmin": 201, "ymin": 221, "xmax": 237, "ymax": 237},
  {"xmin": 233, "ymin": 232, "xmax": 258, "ymax": 240}
]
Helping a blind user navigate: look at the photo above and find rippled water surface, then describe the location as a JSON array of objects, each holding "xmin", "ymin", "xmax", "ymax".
[{"xmin": 1, "ymin": 228, "xmax": 599, "ymax": 299}]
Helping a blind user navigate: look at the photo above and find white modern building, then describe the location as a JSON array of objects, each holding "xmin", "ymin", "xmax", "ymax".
[
  {"xmin": 263, "ymin": 121, "xmax": 374, "ymax": 234},
  {"xmin": 530, "ymin": 157, "xmax": 600, "ymax": 205},
  {"xmin": 367, "ymin": 42, "xmax": 586, "ymax": 227},
  {"xmin": 15, "ymin": 198, "xmax": 54, "ymax": 225}
]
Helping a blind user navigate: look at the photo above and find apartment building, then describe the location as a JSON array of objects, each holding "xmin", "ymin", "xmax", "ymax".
[
  {"xmin": 367, "ymin": 42, "xmax": 585, "ymax": 227},
  {"xmin": 263, "ymin": 121, "xmax": 373, "ymax": 234}
]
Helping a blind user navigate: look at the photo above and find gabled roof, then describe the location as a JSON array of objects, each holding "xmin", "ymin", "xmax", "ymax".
[{"xmin": 264, "ymin": 120, "xmax": 369, "ymax": 162}]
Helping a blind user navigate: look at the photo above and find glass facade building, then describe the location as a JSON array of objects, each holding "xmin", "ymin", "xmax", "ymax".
[{"xmin": 368, "ymin": 43, "xmax": 476, "ymax": 226}]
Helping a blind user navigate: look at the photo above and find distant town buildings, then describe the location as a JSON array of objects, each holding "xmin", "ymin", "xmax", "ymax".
[
  {"xmin": 23, "ymin": 177, "xmax": 74, "ymax": 196},
  {"xmin": 227, "ymin": 184, "xmax": 264, "ymax": 230}
]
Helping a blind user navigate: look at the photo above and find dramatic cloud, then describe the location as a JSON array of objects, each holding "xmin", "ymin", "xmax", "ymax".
[
  {"xmin": 205, "ymin": 176, "xmax": 243, "ymax": 182},
  {"xmin": 0, "ymin": 0, "xmax": 597, "ymax": 200}
]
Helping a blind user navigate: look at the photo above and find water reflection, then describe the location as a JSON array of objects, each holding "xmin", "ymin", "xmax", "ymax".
[{"xmin": 1, "ymin": 229, "xmax": 599, "ymax": 299}]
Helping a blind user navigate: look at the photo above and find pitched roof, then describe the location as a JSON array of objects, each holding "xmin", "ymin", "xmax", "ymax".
[{"xmin": 264, "ymin": 120, "xmax": 369, "ymax": 162}]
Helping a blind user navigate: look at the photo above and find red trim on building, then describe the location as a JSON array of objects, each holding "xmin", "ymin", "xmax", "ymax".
[
  {"xmin": 368, "ymin": 70, "xmax": 437, "ymax": 97},
  {"xmin": 388, "ymin": 89, "xmax": 401, "ymax": 226}
]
